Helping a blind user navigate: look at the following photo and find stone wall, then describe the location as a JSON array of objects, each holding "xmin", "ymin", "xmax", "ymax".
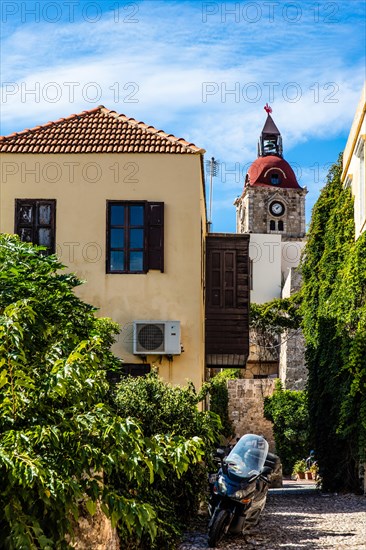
[
  {"xmin": 227, "ymin": 378, "xmax": 276, "ymax": 452},
  {"xmin": 279, "ymin": 328, "xmax": 307, "ymax": 390},
  {"xmin": 279, "ymin": 268, "xmax": 307, "ymax": 390}
]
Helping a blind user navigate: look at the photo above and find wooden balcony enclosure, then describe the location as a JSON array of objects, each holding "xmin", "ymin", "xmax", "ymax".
[{"xmin": 205, "ymin": 233, "xmax": 250, "ymax": 368}]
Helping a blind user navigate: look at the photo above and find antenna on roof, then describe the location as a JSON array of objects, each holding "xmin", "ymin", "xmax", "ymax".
[{"xmin": 205, "ymin": 157, "xmax": 220, "ymax": 232}]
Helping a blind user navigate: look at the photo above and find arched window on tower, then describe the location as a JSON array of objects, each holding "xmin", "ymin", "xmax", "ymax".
[
  {"xmin": 278, "ymin": 220, "xmax": 284, "ymax": 231},
  {"xmin": 270, "ymin": 220, "xmax": 275, "ymax": 231},
  {"xmin": 271, "ymin": 173, "xmax": 280, "ymax": 185}
]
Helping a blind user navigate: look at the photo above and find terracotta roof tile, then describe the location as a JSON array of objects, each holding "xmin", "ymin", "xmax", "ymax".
[{"xmin": 0, "ymin": 106, "xmax": 205, "ymax": 154}]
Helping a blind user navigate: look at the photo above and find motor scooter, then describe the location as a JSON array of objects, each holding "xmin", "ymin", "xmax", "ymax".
[{"xmin": 207, "ymin": 433, "xmax": 278, "ymax": 547}]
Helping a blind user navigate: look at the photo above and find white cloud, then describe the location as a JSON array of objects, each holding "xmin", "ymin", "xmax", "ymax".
[{"xmin": 1, "ymin": 0, "xmax": 365, "ymax": 230}]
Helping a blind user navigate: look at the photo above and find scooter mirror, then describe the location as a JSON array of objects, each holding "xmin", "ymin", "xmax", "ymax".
[{"xmin": 215, "ymin": 448, "xmax": 226, "ymax": 461}]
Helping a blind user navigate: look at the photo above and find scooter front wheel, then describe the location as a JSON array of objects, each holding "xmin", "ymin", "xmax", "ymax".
[{"xmin": 208, "ymin": 509, "xmax": 230, "ymax": 547}]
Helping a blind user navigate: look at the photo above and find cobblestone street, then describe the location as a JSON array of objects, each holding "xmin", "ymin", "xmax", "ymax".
[{"xmin": 179, "ymin": 480, "xmax": 366, "ymax": 549}]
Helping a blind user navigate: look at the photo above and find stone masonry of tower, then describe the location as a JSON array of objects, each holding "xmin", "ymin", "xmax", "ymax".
[{"xmin": 238, "ymin": 186, "xmax": 307, "ymax": 240}]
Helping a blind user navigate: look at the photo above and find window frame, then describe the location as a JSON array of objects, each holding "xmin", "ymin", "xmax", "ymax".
[
  {"xmin": 14, "ymin": 199, "xmax": 56, "ymax": 255},
  {"xmin": 106, "ymin": 200, "xmax": 164, "ymax": 274},
  {"xmin": 106, "ymin": 201, "xmax": 147, "ymax": 274}
]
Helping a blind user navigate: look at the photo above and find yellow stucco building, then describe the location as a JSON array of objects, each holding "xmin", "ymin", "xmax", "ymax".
[
  {"xmin": 342, "ymin": 83, "xmax": 366, "ymax": 238},
  {"xmin": 0, "ymin": 106, "xmax": 208, "ymax": 389}
]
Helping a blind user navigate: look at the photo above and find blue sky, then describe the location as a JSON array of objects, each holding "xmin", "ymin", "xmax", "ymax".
[{"xmin": 1, "ymin": 0, "xmax": 365, "ymax": 232}]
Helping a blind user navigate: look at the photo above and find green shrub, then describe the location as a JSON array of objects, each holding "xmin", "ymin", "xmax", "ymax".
[
  {"xmin": 0, "ymin": 236, "xmax": 206, "ymax": 548},
  {"xmin": 264, "ymin": 380, "xmax": 309, "ymax": 474},
  {"xmin": 200, "ymin": 369, "xmax": 241, "ymax": 439},
  {"xmin": 113, "ymin": 371, "xmax": 221, "ymax": 549}
]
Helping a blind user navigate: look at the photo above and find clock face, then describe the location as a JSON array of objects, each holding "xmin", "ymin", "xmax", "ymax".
[{"xmin": 269, "ymin": 201, "xmax": 285, "ymax": 216}]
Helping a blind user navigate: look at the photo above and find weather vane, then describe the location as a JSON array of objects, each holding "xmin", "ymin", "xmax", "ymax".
[{"xmin": 264, "ymin": 103, "xmax": 272, "ymax": 114}]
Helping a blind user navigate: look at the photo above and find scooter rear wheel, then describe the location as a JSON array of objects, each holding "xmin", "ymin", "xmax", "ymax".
[{"xmin": 208, "ymin": 509, "xmax": 230, "ymax": 547}]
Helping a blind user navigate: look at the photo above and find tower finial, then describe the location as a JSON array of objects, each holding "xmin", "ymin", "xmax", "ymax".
[{"xmin": 264, "ymin": 103, "xmax": 272, "ymax": 114}]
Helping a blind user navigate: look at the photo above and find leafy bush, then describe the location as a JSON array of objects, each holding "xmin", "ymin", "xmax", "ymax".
[
  {"xmin": 250, "ymin": 294, "xmax": 302, "ymax": 333},
  {"xmin": 0, "ymin": 235, "xmax": 205, "ymax": 548},
  {"xmin": 199, "ymin": 369, "xmax": 241, "ymax": 439},
  {"xmin": 113, "ymin": 371, "xmax": 221, "ymax": 548},
  {"xmin": 264, "ymin": 380, "xmax": 309, "ymax": 474}
]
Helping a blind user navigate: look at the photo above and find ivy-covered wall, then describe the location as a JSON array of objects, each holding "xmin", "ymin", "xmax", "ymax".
[{"xmin": 301, "ymin": 154, "xmax": 366, "ymax": 493}]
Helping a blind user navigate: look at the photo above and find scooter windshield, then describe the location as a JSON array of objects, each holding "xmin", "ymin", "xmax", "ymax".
[{"xmin": 225, "ymin": 434, "xmax": 269, "ymax": 478}]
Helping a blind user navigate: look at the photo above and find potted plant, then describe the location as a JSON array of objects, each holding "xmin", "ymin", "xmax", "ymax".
[
  {"xmin": 310, "ymin": 462, "xmax": 319, "ymax": 480},
  {"xmin": 292, "ymin": 459, "xmax": 306, "ymax": 480}
]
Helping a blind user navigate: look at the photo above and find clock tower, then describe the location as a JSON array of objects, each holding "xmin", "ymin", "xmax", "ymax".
[
  {"xmin": 235, "ymin": 106, "xmax": 306, "ymax": 241},
  {"xmin": 234, "ymin": 105, "xmax": 308, "ymax": 390}
]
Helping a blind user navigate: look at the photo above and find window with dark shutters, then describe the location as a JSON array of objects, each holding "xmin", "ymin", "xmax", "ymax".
[
  {"xmin": 107, "ymin": 363, "xmax": 151, "ymax": 384},
  {"xmin": 107, "ymin": 201, "xmax": 164, "ymax": 274},
  {"xmin": 15, "ymin": 199, "xmax": 56, "ymax": 255}
]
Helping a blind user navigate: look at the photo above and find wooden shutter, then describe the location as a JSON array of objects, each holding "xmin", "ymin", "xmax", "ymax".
[
  {"xmin": 147, "ymin": 202, "xmax": 164, "ymax": 272},
  {"xmin": 207, "ymin": 249, "xmax": 237, "ymax": 309},
  {"xmin": 223, "ymin": 251, "xmax": 236, "ymax": 308},
  {"xmin": 210, "ymin": 251, "xmax": 222, "ymax": 307}
]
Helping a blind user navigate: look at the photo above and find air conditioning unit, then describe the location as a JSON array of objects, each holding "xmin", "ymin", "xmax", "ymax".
[{"xmin": 133, "ymin": 321, "xmax": 181, "ymax": 355}]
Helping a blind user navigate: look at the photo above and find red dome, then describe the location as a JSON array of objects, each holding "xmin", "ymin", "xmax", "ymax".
[{"xmin": 247, "ymin": 155, "xmax": 301, "ymax": 189}]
